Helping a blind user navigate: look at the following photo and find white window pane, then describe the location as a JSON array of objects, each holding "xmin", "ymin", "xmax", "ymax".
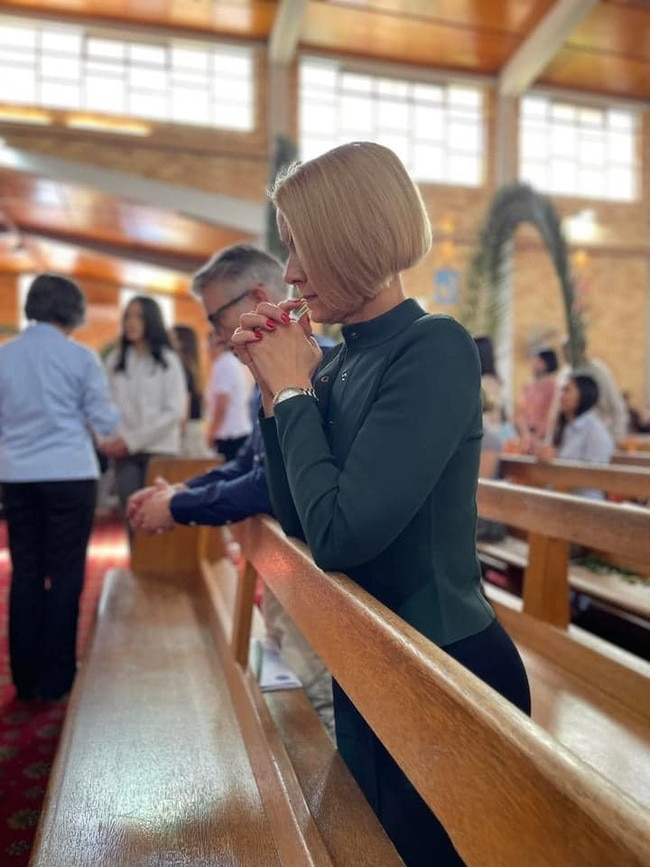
[
  {"xmin": 448, "ymin": 85, "xmax": 481, "ymax": 109},
  {"xmin": 341, "ymin": 94, "xmax": 373, "ymax": 131},
  {"xmin": 172, "ymin": 88, "xmax": 209, "ymax": 123},
  {"xmin": 85, "ymin": 77, "xmax": 126, "ymax": 113},
  {"xmin": 88, "ymin": 39, "xmax": 124, "ymax": 59},
  {"xmin": 172, "ymin": 46, "xmax": 209, "ymax": 71},
  {"xmin": 413, "ymin": 104, "xmax": 444, "ymax": 138},
  {"xmin": 130, "ymin": 67, "xmax": 167, "ymax": 90},
  {"xmin": 578, "ymin": 107, "xmax": 603, "ymax": 128},
  {"xmin": 550, "ymin": 160, "xmax": 576, "ymax": 194},
  {"xmin": 377, "ymin": 133, "xmax": 409, "ymax": 165},
  {"xmin": 341, "ymin": 72, "xmax": 372, "ymax": 94},
  {"xmin": 0, "ymin": 66, "xmax": 35, "ymax": 102},
  {"xmin": 301, "ymin": 61, "xmax": 337, "ymax": 90},
  {"xmin": 521, "ymin": 96, "xmax": 547, "ymax": 118},
  {"xmin": 607, "ymin": 131, "xmax": 633, "ymax": 162},
  {"xmin": 413, "ymin": 83, "xmax": 443, "ymax": 104},
  {"xmin": 302, "ymin": 101, "xmax": 336, "ymax": 134},
  {"xmin": 520, "ymin": 129, "xmax": 546, "ymax": 160},
  {"xmin": 214, "ymin": 102, "xmax": 253, "ymax": 131},
  {"xmin": 608, "ymin": 110, "xmax": 633, "ymax": 131},
  {"xmin": 579, "ymin": 135, "xmax": 605, "ymax": 166},
  {"xmin": 213, "ymin": 51, "xmax": 251, "ymax": 76},
  {"xmin": 448, "ymin": 153, "xmax": 480, "ymax": 185},
  {"xmin": 41, "ymin": 80, "xmax": 80, "ymax": 109},
  {"xmin": 520, "ymin": 162, "xmax": 547, "ymax": 190},
  {"xmin": 87, "ymin": 59, "xmax": 122, "ymax": 77},
  {"xmin": 449, "ymin": 120, "xmax": 480, "ymax": 152},
  {"xmin": 42, "ymin": 29, "xmax": 81, "ymax": 54},
  {"xmin": 130, "ymin": 91, "xmax": 167, "ymax": 119},
  {"xmin": 378, "ymin": 98, "xmax": 409, "ymax": 129},
  {"xmin": 214, "ymin": 78, "xmax": 252, "ymax": 103},
  {"xmin": 173, "ymin": 69, "xmax": 208, "ymax": 88},
  {"xmin": 608, "ymin": 167, "xmax": 634, "ymax": 201},
  {"xmin": 551, "ymin": 124, "xmax": 576, "ymax": 156},
  {"xmin": 301, "ymin": 137, "xmax": 337, "ymax": 161},
  {"xmin": 42, "ymin": 55, "xmax": 81, "ymax": 79},
  {"xmin": 579, "ymin": 168, "xmax": 605, "ymax": 197},
  {"xmin": 377, "ymin": 78, "xmax": 409, "ymax": 98},
  {"xmin": 413, "ymin": 144, "xmax": 444, "ymax": 181},
  {"xmin": 129, "ymin": 44, "xmax": 165, "ymax": 66},
  {"xmin": 0, "ymin": 25, "xmax": 36, "ymax": 48},
  {"xmin": 551, "ymin": 103, "xmax": 575, "ymax": 122}
]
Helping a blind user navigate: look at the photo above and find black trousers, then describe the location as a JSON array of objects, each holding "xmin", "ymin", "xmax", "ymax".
[
  {"xmin": 335, "ymin": 618, "xmax": 531, "ymax": 867},
  {"xmin": 3, "ymin": 478, "xmax": 97, "ymax": 700},
  {"xmin": 214, "ymin": 436, "xmax": 248, "ymax": 462}
]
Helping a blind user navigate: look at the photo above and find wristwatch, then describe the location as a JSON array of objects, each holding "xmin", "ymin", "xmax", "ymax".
[{"xmin": 272, "ymin": 386, "xmax": 318, "ymax": 407}]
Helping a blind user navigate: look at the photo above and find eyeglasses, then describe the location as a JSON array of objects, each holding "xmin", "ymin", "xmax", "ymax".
[{"xmin": 206, "ymin": 289, "xmax": 251, "ymax": 332}]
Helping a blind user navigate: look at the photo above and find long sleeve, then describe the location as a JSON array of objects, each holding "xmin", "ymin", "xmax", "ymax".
[
  {"xmin": 262, "ymin": 315, "xmax": 481, "ymax": 572},
  {"xmin": 82, "ymin": 349, "xmax": 121, "ymax": 437}
]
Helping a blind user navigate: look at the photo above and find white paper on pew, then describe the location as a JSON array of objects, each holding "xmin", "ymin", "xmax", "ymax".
[{"xmin": 250, "ymin": 636, "xmax": 303, "ymax": 691}]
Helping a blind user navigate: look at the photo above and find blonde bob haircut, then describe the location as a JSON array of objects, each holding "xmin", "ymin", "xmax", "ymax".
[{"xmin": 270, "ymin": 142, "xmax": 432, "ymax": 310}]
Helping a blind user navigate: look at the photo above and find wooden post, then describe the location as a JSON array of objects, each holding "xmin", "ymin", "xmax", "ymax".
[{"xmin": 523, "ymin": 532, "xmax": 570, "ymax": 627}]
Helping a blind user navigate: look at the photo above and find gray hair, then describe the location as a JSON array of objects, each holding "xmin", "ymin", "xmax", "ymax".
[{"xmin": 192, "ymin": 244, "xmax": 287, "ymax": 303}]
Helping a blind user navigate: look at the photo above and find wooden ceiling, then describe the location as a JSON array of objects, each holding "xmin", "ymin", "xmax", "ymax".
[{"xmin": 0, "ymin": 0, "xmax": 648, "ymax": 295}]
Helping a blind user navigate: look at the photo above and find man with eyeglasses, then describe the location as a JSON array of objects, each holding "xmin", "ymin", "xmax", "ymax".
[{"xmin": 127, "ymin": 244, "xmax": 336, "ymax": 738}]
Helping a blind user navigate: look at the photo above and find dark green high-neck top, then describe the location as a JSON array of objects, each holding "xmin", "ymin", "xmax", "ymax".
[{"xmin": 260, "ymin": 299, "xmax": 494, "ymax": 647}]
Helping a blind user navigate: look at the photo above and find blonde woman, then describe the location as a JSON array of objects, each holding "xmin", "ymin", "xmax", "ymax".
[{"xmin": 232, "ymin": 142, "xmax": 530, "ymax": 866}]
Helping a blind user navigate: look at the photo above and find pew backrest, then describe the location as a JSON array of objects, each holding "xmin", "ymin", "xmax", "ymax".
[{"xmin": 233, "ymin": 516, "xmax": 650, "ymax": 866}]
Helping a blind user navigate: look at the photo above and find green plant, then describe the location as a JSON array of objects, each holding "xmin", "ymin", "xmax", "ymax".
[{"xmin": 458, "ymin": 182, "xmax": 586, "ymax": 366}]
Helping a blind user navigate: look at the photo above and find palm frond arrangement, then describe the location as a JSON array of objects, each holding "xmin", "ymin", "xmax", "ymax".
[
  {"xmin": 265, "ymin": 133, "xmax": 298, "ymax": 263},
  {"xmin": 458, "ymin": 182, "xmax": 586, "ymax": 366}
]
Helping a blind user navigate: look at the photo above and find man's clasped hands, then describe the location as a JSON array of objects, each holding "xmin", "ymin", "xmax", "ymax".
[{"xmin": 127, "ymin": 298, "xmax": 322, "ymax": 536}]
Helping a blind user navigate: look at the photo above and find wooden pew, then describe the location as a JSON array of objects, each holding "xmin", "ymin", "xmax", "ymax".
[
  {"xmin": 30, "ymin": 459, "xmax": 401, "ymax": 867},
  {"xmin": 231, "ymin": 514, "xmax": 650, "ymax": 865},
  {"xmin": 30, "ymin": 460, "xmax": 650, "ymax": 866},
  {"xmin": 479, "ymin": 457, "xmax": 650, "ymax": 613}
]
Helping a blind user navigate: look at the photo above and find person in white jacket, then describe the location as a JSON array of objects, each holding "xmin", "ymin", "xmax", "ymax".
[{"xmin": 103, "ymin": 295, "xmax": 186, "ymax": 544}]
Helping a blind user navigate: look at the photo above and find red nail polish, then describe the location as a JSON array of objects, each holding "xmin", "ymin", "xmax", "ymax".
[
  {"xmin": 280, "ymin": 313, "xmax": 291, "ymax": 323},
  {"xmin": 254, "ymin": 331, "xmax": 263, "ymax": 340},
  {"xmin": 266, "ymin": 319, "xmax": 276, "ymax": 329}
]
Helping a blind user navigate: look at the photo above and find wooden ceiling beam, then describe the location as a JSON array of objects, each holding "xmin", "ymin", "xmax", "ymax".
[
  {"xmin": 269, "ymin": 0, "xmax": 309, "ymax": 65},
  {"xmin": 498, "ymin": 0, "xmax": 597, "ymax": 97},
  {"xmin": 0, "ymin": 146, "xmax": 264, "ymax": 236},
  {"xmin": 19, "ymin": 226, "xmax": 204, "ymax": 273}
]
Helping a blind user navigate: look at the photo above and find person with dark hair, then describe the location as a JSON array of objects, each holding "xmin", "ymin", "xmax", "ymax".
[
  {"xmin": 102, "ymin": 295, "xmax": 186, "ymax": 541},
  {"xmin": 536, "ymin": 373, "xmax": 615, "ymax": 498},
  {"xmin": 0, "ymin": 273, "xmax": 121, "ymax": 701},
  {"xmin": 515, "ymin": 347, "xmax": 559, "ymax": 451},
  {"xmin": 170, "ymin": 323, "xmax": 209, "ymax": 458},
  {"xmin": 559, "ymin": 335, "xmax": 627, "ymax": 443},
  {"xmin": 232, "ymin": 142, "xmax": 530, "ymax": 866}
]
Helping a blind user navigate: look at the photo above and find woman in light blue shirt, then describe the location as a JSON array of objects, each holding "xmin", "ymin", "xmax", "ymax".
[
  {"xmin": 538, "ymin": 373, "xmax": 615, "ymax": 499},
  {"xmin": 0, "ymin": 273, "xmax": 121, "ymax": 701}
]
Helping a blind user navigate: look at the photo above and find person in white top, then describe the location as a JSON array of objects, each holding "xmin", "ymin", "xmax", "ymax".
[
  {"xmin": 102, "ymin": 295, "xmax": 186, "ymax": 543},
  {"xmin": 204, "ymin": 330, "xmax": 253, "ymax": 461}
]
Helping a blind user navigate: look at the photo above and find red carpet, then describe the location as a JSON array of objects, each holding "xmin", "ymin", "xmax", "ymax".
[{"xmin": 0, "ymin": 517, "xmax": 129, "ymax": 863}]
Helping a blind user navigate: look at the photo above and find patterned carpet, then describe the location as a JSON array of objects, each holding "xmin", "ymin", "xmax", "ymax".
[{"xmin": 0, "ymin": 517, "xmax": 129, "ymax": 863}]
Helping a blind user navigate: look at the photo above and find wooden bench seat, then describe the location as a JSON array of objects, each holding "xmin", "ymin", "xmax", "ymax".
[
  {"xmin": 477, "ymin": 533, "xmax": 650, "ymax": 620},
  {"xmin": 486, "ymin": 584, "xmax": 650, "ymax": 806}
]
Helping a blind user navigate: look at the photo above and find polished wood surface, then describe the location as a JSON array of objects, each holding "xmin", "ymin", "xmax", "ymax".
[
  {"xmin": 235, "ymin": 515, "xmax": 650, "ymax": 863},
  {"xmin": 130, "ymin": 457, "xmax": 221, "ymax": 580},
  {"xmin": 30, "ymin": 569, "xmax": 286, "ymax": 866},
  {"xmin": 500, "ymin": 454, "xmax": 650, "ymax": 500}
]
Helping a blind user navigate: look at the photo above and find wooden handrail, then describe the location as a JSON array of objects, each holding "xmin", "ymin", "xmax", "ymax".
[
  {"xmin": 477, "ymin": 480, "xmax": 650, "ymax": 563},
  {"xmin": 499, "ymin": 454, "xmax": 650, "ymax": 499},
  {"xmin": 233, "ymin": 516, "xmax": 650, "ymax": 866}
]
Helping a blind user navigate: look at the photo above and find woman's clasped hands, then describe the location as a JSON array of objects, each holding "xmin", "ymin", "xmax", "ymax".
[{"xmin": 231, "ymin": 299, "xmax": 322, "ymax": 412}]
